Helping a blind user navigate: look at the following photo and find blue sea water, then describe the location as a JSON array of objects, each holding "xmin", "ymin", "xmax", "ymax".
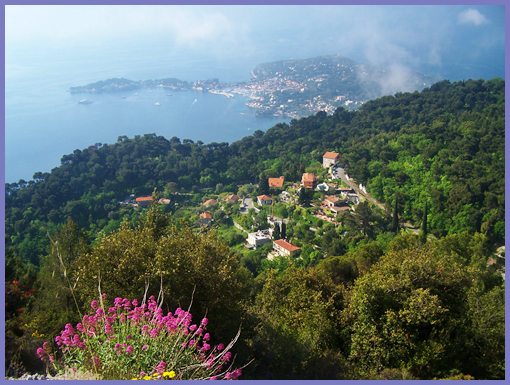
[{"xmin": 5, "ymin": 45, "xmax": 286, "ymax": 183}]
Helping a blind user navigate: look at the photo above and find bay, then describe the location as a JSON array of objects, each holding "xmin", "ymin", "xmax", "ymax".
[{"xmin": 5, "ymin": 45, "xmax": 286, "ymax": 183}]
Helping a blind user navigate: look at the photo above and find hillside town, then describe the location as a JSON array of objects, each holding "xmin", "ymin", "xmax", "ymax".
[{"xmin": 120, "ymin": 150, "xmax": 384, "ymax": 264}]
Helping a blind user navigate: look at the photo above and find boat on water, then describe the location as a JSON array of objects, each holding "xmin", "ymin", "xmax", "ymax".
[
  {"xmin": 154, "ymin": 102, "xmax": 161, "ymax": 106},
  {"xmin": 78, "ymin": 99, "xmax": 93, "ymax": 105}
]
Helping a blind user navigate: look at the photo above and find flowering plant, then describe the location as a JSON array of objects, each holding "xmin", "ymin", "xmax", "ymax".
[{"xmin": 37, "ymin": 294, "xmax": 243, "ymax": 380}]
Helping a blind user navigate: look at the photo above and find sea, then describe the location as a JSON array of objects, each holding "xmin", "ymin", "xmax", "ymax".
[{"xmin": 5, "ymin": 43, "xmax": 287, "ymax": 183}]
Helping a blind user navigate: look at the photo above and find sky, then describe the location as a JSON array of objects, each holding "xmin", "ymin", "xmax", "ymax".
[{"xmin": 5, "ymin": 5, "xmax": 505, "ymax": 81}]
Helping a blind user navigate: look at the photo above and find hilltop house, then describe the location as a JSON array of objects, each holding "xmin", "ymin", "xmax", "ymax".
[
  {"xmin": 323, "ymin": 151, "xmax": 340, "ymax": 168},
  {"xmin": 316, "ymin": 182, "xmax": 329, "ymax": 192},
  {"xmin": 203, "ymin": 198, "xmax": 218, "ymax": 207},
  {"xmin": 225, "ymin": 194, "xmax": 240, "ymax": 204},
  {"xmin": 257, "ymin": 194, "xmax": 273, "ymax": 206},
  {"xmin": 247, "ymin": 229, "xmax": 272, "ymax": 248},
  {"xmin": 198, "ymin": 212, "xmax": 213, "ymax": 226},
  {"xmin": 135, "ymin": 196, "xmax": 154, "ymax": 208},
  {"xmin": 324, "ymin": 195, "xmax": 342, "ymax": 208},
  {"xmin": 301, "ymin": 173, "xmax": 317, "ymax": 189},
  {"xmin": 268, "ymin": 176, "xmax": 285, "ymax": 189},
  {"xmin": 271, "ymin": 239, "xmax": 300, "ymax": 258}
]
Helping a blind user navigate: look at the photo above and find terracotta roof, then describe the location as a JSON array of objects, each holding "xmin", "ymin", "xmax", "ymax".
[
  {"xmin": 325, "ymin": 196, "xmax": 341, "ymax": 203},
  {"xmin": 323, "ymin": 151, "xmax": 340, "ymax": 159},
  {"xmin": 274, "ymin": 239, "xmax": 301, "ymax": 252},
  {"xmin": 135, "ymin": 196, "xmax": 154, "ymax": 202},
  {"xmin": 203, "ymin": 199, "xmax": 218, "ymax": 206},
  {"xmin": 268, "ymin": 176, "xmax": 285, "ymax": 188},
  {"xmin": 200, "ymin": 212, "xmax": 213, "ymax": 219},
  {"xmin": 302, "ymin": 173, "xmax": 317, "ymax": 182},
  {"xmin": 257, "ymin": 194, "xmax": 272, "ymax": 201},
  {"xmin": 225, "ymin": 194, "xmax": 239, "ymax": 202},
  {"xmin": 331, "ymin": 206, "xmax": 350, "ymax": 212}
]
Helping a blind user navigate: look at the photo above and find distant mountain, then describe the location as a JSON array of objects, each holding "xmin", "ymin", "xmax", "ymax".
[{"xmin": 70, "ymin": 54, "xmax": 438, "ymax": 118}]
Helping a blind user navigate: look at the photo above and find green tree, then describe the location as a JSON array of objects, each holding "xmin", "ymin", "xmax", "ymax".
[
  {"xmin": 391, "ymin": 194, "xmax": 400, "ymax": 233},
  {"xmin": 258, "ymin": 174, "xmax": 269, "ymax": 195},
  {"xmin": 247, "ymin": 267, "xmax": 347, "ymax": 379},
  {"xmin": 345, "ymin": 240, "xmax": 504, "ymax": 379},
  {"xmin": 420, "ymin": 202, "xmax": 428, "ymax": 244}
]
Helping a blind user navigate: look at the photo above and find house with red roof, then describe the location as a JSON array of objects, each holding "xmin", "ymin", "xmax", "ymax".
[
  {"xmin": 323, "ymin": 151, "xmax": 341, "ymax": 168},
  {"xmin": 203, "ymin": 199, "xmax": 218, "ymax": 207},
  {"xmin": 135, "ymin": 196, "xmax": 154, "ymax": 208},
  {"xmin": 268, "ymin": 176, "xmax": 285, "ymax": 189},
  {"xmin": 198, "ymin": 212, "xmax": 213, "ymax": 226},
  {"xmin": 301, "ymin": 173, "xmax": 317, "ymax": 189},
  {"xmin": 272, "ymin": 239, "xmax": 301, "ymax": 257},
  {"xmin": 257, "ymin": 194, "xmax": 273, "ymax": 206}
]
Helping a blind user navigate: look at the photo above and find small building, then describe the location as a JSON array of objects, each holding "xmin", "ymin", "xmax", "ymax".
[
  {"xmin": 338, "ymin": 187, "xmax": 355, "ymax": 197},
  {"xmin": 316, "ymin": 182, "xmax": 330, "ymax": 192},
  {"xmin": 323, "ymin": 151, "xmax": 341, "ymax": 168},
  {"xmin": 224, "ymin": 194, "xmax": 240, "ymax": 204},
  {"xmin": 198, "ymin": 211, "xmax": 213, "ymax": 226},
  {"xmin": 135, "ymin": 196, "xmax": 154, "ymax": 208},
  {"xmin": 247, "ymin": 229, "xmax": 272, "ymax": 248},
  {"xmin": 301, "ymin": 173, "xmax": 317, "ymax": 189},
  {"xmin": 324, "ymin": 195, "xmax": 342, "ymax": 208},
  {"xmin": 330, "ymin": 205, "xmax": 350, "ymax": 215},
  {"xmin": 279, "ymin": 191, "xmax": 292, "ymax": 203},
  {"xmin": 158, "ymin": 198, "xmax": 171, "ymax": 205},
  {"xmin": 203, "ymin": 199, "xmax": 218, "ymax": 207},
  {"xmin": 272, "ymin": 239, "xmax": 301, "ymax": 257},
  {"xmin": 257, "ymin": 194, "xmax": 273, "ymax": 206},
  {"xmin": 268, "ymin": 176, "xmax": 285, "ymax": 189},
  {"xmin": 347, "ymin": 193, "xmax": 360, "ymax": 205}
]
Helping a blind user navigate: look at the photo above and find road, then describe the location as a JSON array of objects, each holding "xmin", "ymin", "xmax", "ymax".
[
  {"xmin": 333, "ymin": 167, "xmax": 386, "ymax": 211},
  {"xmin": 332, "ymin": 167, "xmax": 419, "ymax": 233}
]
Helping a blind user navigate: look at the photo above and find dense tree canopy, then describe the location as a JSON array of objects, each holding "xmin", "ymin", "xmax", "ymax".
[{"xmin": 5, "ymin": 79, "xmax": 505, "ymax": 379}]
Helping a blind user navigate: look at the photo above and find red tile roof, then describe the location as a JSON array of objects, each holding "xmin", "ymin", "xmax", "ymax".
[
  {"xmin": 268, "ymin": 176, "xmax": 285, "ymax": 188},
  {"xmin": 257, "ymin": 194, "xmax": 272, "ymax": 201},
  {"xmin": 225, "ymin": 194, "xmax": 239, "ymax": 202},
  {"xmin": 323, "ymin": 151, "xmax": 340, "ymax": 159},
  {"xmin": 203, "ymin": 199, "xmax": 218, "ymax": 206},
  {"xmin": 302, "ymin": 173, "xmax": 317, "ymax": 182},
  {"xmin": 200, "ymin": 212, "xmax": 213, "ymax": 219},
  {"xmin": 274, "ymin": 239, "xmax": 301, "ymax": 252},
  {"xmin": 325, "ymin": 196, "xmax": 341, "ymax": 203},
  {"xmin": 136, "ymin": 196, "xmax": 154, "ymax": 202}
]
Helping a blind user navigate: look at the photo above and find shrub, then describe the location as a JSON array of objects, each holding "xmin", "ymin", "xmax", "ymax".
[{"xmin": 37, "ymin": 294, "xmax": 243, "ymax": 380}]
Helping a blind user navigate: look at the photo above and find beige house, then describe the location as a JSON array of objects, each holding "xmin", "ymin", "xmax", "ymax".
[
  {"xmin": 323, "ymin": 151, "xmax": 340, "ymax": 168},
  {"xmin": 272, "ymin": 239, "xmax": 300, "ymax": 257}
]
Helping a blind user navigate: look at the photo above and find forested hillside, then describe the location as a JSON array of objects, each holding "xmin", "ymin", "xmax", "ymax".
[
  {"xmin": 5, "ymin": 79, "xmax": 505, "ymax": 379},
  {"xmin": 7, "ymin": 78, "xmax": 504, "ymax": 263}
]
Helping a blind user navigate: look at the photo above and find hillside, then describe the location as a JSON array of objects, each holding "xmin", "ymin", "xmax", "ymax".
[{"xmin": 6, "ymin": 78, "xmax": 504, "ymax": 379}]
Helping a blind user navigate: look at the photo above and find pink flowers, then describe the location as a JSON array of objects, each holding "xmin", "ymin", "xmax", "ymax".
[
  {"xmin": 35, "ymin": 295, "xmax": 243, "ymax": 380},
  {"xmin": 155, "ymin": 360, "xmax": 167, "ymax": 374}
]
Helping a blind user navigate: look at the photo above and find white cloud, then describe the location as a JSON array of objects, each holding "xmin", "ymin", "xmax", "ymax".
[
  {"xmin": 5, "ymin": 5, "xmax": 243, "ymax": 48},
  {"xmin": 458, "ymin": 8, "xmax": 489, "ymax": 26}
]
